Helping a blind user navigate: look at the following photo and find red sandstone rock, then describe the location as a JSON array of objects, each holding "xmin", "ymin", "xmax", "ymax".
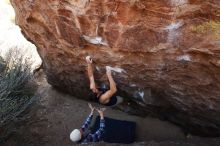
[{"xmin": 11, "ymin": 0, "xmax": 220, "ymax": 136}]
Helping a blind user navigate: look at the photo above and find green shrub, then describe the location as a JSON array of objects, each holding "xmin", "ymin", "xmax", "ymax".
[{"xmin": 0, "ymin": 50, "xmax": 37, "ymax": 127}]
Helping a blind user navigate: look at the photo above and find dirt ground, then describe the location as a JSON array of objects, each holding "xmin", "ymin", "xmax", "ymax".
[{"xmin": 2, "ymin": 74, "xmax": 220, "ymax": 146}]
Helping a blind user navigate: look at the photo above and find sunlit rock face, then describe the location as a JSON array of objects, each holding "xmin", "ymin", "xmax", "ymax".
[{"xmin": 11, "ymin": 0, "xmax": 220, "ymax": 136}]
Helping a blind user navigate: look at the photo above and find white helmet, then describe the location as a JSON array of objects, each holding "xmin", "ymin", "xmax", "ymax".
[{"xmin": 70, "ymin": 129, "xmax": 81, "ymax": 142}]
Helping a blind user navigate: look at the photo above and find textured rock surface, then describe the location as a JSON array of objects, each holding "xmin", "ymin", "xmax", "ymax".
[{"xmin": 11, "ymin": 0, "xmax": 220, "ymax": 136}]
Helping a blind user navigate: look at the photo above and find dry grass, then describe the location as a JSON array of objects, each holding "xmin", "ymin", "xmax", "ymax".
[{"xmin": 0, "ymin": 50, "xmax": 37, "ymax": 127}]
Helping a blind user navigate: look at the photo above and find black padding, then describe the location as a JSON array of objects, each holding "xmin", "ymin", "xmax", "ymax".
[{"xmin": 91, "ymin": 116, "xmax": 136, "ymax": 144}]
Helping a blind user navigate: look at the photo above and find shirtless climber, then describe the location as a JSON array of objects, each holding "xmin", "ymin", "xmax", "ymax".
[
  {"xmin": 70, "ymin": 103, "xmax": 105, "ymax": 144},
  {"xmin": 86, "ymin": 56, "xmax": 123, "ymax": 106}
]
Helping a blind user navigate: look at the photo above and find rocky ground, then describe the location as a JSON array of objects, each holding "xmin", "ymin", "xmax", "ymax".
[{"xmin": 1, "ymin": 72, "xmax": 220, "ymax": 146}]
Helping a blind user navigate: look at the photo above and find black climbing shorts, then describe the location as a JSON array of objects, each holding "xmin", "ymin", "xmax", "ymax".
[{"xmin": 92, "ymin": 87, "xmax": 117, "ymax": 107}]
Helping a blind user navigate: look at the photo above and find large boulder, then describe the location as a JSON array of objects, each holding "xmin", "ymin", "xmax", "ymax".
[{"xmin": 11, "ymin": 0, "xmax": 220, "ymax": 136}]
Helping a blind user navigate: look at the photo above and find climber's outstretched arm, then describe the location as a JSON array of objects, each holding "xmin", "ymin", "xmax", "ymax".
[
  {"xmin": 86, "ymin": 56, "xmax": 98, "ymax": 93},
  {"xmin": 99, "ymin": 67, "xmax": 117, "ymax": 104},
  {"xmin": 83, "ymin": 108, "xmax": 106, "ymax": 142},
  {"xmin": 81, "ymin": 103, "xmax": 95, "ymax": 132}
]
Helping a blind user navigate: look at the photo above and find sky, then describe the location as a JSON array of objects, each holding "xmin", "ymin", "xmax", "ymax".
[{"xmin": 0, "ymin": 0, "xmax": 42, "ymax": 70}]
